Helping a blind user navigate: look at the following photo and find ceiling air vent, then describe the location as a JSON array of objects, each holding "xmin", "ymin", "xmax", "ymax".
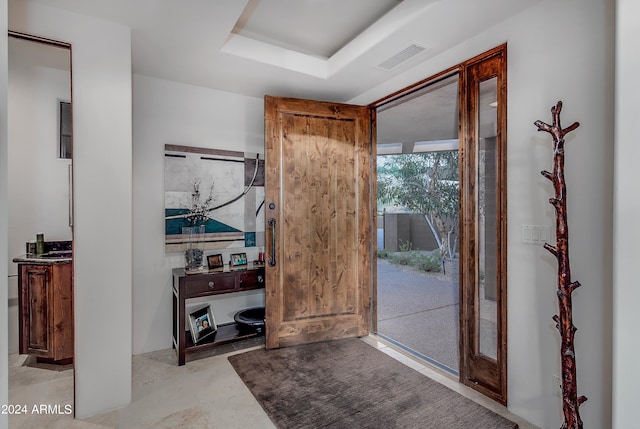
[{"xmin": 377, "ymin": 43, "xmax": 429, "ymax": 71}]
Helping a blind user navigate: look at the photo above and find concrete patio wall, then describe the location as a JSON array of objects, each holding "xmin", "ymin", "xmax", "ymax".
[{"xmin": 383, "ymin": 213, "xmax": 438, "ymax": 252}]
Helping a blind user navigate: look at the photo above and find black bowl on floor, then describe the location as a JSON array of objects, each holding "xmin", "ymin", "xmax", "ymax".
[{"xmin": 234, "ymin": 306, "xmax": 265, "ymax": 334}]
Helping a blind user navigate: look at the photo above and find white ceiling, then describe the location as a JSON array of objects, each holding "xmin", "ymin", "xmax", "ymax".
[
  {"xmin": 234, "ymin": 0, "xmax": 402, "ymax": 58},
  {"xmin": 18, "ymin": 0, "xmax": 539, "ymax": 103}
]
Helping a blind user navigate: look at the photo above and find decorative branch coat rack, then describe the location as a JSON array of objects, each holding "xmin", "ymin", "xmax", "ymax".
[{"xmin": 534, "ymin": 101, "xmax": 587, "ymax": 429}]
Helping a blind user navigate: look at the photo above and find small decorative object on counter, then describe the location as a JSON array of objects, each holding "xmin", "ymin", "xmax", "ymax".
[
  {"xmin": 183, "ymin": 225, "xmax": 205, "ymax": 274},
  {"xmin": 36, "ymin": 233, "xmax": 45, "ymax": 255},
  {"xmin": 253, "ymin": 251, "xmax": 265, "ymax": 266}
]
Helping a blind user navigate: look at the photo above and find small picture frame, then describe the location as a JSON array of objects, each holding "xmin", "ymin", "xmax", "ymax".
[
  {"xmin": 230, "ymin": 252, "xmax": 247, "ymax": 267},
  {"xmin": 188, "ymin": 305, "xmax": 217, "ymax": 344},
  {"xmin": 207, "ymin": 253, "xmax": 223, "ymax": 270}
]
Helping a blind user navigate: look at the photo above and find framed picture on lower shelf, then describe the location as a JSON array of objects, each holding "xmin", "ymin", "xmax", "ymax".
[{"xmin": 188, "ymin": 305, "xmax": 217, "ymax": 344}]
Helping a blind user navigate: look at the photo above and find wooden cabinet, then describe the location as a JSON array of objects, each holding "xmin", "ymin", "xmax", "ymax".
[
  {"xmin": 172, "ymin": 265, "xmax": 265, "ymax": 365},
  {"xmin": 18, "ymin": 262, "xmax": 73, "ymax": 364}
]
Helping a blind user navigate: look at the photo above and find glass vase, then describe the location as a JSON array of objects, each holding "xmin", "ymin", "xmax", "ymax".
[{"xmin": 183, "ymin": 225, "xmax": 205, "ymax": 274}]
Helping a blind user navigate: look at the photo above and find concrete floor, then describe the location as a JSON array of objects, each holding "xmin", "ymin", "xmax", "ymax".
[
  {"xmin": 7, "ymin": 336, "xmax": 536, "ymax": 428},
  {"xmin": 377, "ymin": 257, "xmax": 498, "ymax": 373},
  {"xmin": 377, "ymin": 257, "xmax": 461, "ymax": 372},
  {"xmin": 7, "ymin": 259, "xmax": 512, "ymax": 428},
  {"xmin": 8, "ymin": 338, "xmax": 273, "ymax": 429}
]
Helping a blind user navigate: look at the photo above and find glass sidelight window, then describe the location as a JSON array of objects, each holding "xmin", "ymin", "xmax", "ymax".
[{"xmin": 459, "ymin": 45, "xmax": 507, "ymax": 405}]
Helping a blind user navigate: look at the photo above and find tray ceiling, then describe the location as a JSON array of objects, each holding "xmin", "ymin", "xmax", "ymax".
[
  {"xmin": 233, "ymin": 0, "xmax": 402, "ymax": 58},
  {"xmin": 14, "ymin": 0, "xmax": 541, "ymax": 106}
]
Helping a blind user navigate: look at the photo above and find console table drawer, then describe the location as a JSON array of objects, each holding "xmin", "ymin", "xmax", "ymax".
[
  {"xmin": 237, "ymin": 269, "xmax": 265, "ymax": 290},
  {"xmin": 184, "ymin": 274, "xmax": 235, "ymax": 297}
]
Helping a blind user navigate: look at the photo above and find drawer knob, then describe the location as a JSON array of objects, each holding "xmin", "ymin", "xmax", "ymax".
[
  {"xmin": 258, "ymin": 275, "xmax": 264, "ymax": 283},
  {"xmin": 208, "ymin": 281, "xmax": 215, "ymax": 288}
]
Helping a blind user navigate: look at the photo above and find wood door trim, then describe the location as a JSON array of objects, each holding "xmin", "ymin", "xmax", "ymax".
[
  {"xmin": 370, "ymin": 44, "xmax": 508, "ymax": 405},
  {"xmin": 264, "ymin": 96, "xmax": 282, "ymax": 350},
  {"xmin": 369, "ymin": 65, "xmax": 460, "ymax": 109},
  {"xmin": 370, "ymin": 109, "xmax": 378, "ymax": 333},
  {"xmin": 459, "ymin": 44, "xmax": 508, "ymax": 405}
]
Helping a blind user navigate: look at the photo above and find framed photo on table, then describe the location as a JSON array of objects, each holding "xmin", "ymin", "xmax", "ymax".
[
  {"xmin": 230, "ymin": 252, "xmax": 247, "ymax": 267},
  {"xmin": 188, "ymin": 305, "xmax": 217, "ymax": 344},
  {"xmin": 207, "ymin": 253, "xmax": 223, "ymax": 270}
]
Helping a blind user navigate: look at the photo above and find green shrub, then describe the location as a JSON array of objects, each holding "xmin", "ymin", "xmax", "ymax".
[
  {"xmin": 413, "ymin": 251, "xmax": 442, "ymax": 272},
  {"xmin": 377, "ymin": 249, "xmax": 391, "ymax": 259},
  {"xmin": 398, "ymin": 239, "xmax": 413, "ymax": 252},
  {"xmin": 389, "ymin": 252, "xmax": 413, "ymax": 265},
  {"xmin": 385, "ymin": 250, "xmax": 442, "ymax": 273}
]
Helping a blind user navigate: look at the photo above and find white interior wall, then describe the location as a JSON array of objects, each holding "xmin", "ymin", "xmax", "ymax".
[
  {"xmin": 7, "ymin": 55, "xmax": 72, "ymax": 354},
  {"xmin": 1, "ymin": 1, "xmax": 10, "ymax": 428},
  {"xmin": 613, "ymin": 0, "xmax": 640, "ymax": 427},
  {"xmin": 1, "ymin": 0, "xmax": 626, "ymax": 426},
  {"xmin": 8, "ymin": 0, "xmax": 133, "ymax": 418},
  {"xmin": 352, "ymin": 0, "xmax": 614, "ymax": 427},
  {"xmin": 132, "ymin": 74, "xmax": 265, "ymax": 354}
]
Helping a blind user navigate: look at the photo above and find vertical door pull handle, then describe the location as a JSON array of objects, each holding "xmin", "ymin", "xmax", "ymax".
[{"xmin": 268, "ymin": 218, "xmax": 276, "ymax": 267}]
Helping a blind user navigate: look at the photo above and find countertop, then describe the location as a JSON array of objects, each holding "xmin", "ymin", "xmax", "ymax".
[
  {"xmin": 172, "ymin": 262, "xmax": 265, "ymax": 277},
  {"xmin": 13, "ymin": 253, "xmax": 72, "ymax": 265}
]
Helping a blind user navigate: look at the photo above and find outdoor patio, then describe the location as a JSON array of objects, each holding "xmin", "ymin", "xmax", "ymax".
[
  {"xmin": 377, "ymin": 257, "xmax": 460, "ymax": 372},
  {"xmin": 376, "ymin": 257, "xmax": 498, "ymax": 374}
]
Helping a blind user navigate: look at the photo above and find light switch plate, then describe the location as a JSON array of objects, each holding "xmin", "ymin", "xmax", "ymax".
[{"xmin": 522, "ymin": 225, "xmax": 552, "ymax": 244}]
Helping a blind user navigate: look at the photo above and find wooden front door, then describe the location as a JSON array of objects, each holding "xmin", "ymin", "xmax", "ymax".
[{"xmin": 264, "ymin": 96, "xmax": 374, "ymax": 349}]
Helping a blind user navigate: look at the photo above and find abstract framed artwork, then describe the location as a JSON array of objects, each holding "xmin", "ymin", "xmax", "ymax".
[{"xmin": 164, "ymin": 144, "xmax": 265, "ymax": 252}]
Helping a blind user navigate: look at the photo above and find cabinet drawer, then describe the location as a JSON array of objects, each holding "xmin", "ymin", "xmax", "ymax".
[
  {"xmin": 236, "ymin": 269, "xmax": 265, "ymax": 291},
  {"xmin": 184, "ymin": 274, "xmax": 235, "ymax": 297}
]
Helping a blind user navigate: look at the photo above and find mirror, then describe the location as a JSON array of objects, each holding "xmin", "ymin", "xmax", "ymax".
[{"xmin": 7, "ymin": 31, "xmax": 74, "ymax": 417}]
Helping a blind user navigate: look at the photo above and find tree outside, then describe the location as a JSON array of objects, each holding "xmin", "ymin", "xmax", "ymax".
[{"xmin": 377, "ymin": 151, "xmax": 459, "ymax": 259}]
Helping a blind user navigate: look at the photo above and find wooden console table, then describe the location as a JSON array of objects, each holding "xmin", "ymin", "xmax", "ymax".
[{"xmin": 172, "ymin": 264, "xmax": 265, "ymax": 365}]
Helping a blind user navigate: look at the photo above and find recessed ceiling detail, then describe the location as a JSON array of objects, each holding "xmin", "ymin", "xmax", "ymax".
[
  {"xmin": 25, "ymin": 0, "xmax": 543, "ymax": 100},
  {"xmin": 232, "ymin": 0, "xmax": 403, "ymax": 58},
  {"xmin": 376, "ymin": 43, "xmax": 430, "ymax": 71},
  {"xmin": 221, "ymin": 0, "xmax": 441, "ymax": 80}
]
